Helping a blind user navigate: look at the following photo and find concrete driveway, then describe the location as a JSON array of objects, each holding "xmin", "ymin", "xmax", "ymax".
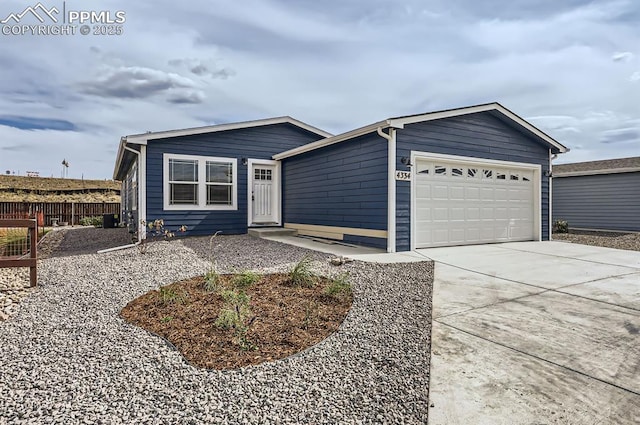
[{"xmin": 419, "ymin": 241, "xmax": 640, "ymax": 425}]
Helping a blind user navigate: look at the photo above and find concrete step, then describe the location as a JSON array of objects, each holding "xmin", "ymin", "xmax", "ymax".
[{"xmin": 248, "ymin": 227, "xmax": 298, "ymax": 238}]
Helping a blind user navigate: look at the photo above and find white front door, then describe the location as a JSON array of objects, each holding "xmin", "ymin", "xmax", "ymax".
[{"xmin": 249, "ymin": 161, "xmax": 280, "ymax": 225}]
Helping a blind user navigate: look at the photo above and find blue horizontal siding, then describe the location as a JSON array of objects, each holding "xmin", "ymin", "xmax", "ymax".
[
  {"xmin": 144, "ymin": 123, "xmax": 321, "ymax": 236},
  {"xmin": 282, "ymin": 132, "xmax": 388, "ymax": 248},
  {"xmin": 553, "ymin": 173, "xmax": 640, "ymax": 231},
  {"xmin": 396, "ymin": 112, "xmax": 551, "ymax": 251}
]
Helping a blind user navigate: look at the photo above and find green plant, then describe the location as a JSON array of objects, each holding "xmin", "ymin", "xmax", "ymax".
[
  {"xmin": 215, "ymin": 289, "xmax": 256, "ymax": 350},
  {"xmin": 553, "ymin": 219, "xmax": 569, "ymax": 234},
  {"xmin": 203, "ymin": 231, "xmax": 222, "ymax": 291},
  {"xmin": 161, "ymin": 316, "xmax": 173, "ymax": 323},
  {"xmin": 80, "ymin": 216, "xmax": 103, "ymax": 227},
  {"xmin": 324, "ymin": 273, "xmax": 353, "ymax": 298},
  {"xmin": 158, "ymin": 285, "xmax": 186, "ymax": 305},
  {"xmin": 232, "ymin": 270, "xmax": 260, "ymax": 290},
  {"xmin": 289, "ymin": 255, "xmax": 316, "ymax": 287},
  {"xmin": 204, "ymin": 270, "xmax": 220, "ymax": 292}
]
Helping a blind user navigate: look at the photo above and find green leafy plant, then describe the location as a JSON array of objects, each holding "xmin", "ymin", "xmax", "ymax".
[
  {"xmin": 161, "ymin": 316, "xmax": 173, "ymax": 323},
  {"xmin": 324, "ymin": 273, "xmax": 353, "ymax": 299},
  {"xmin": 158, "ymin": 285, "xmax": 186, "ymax": 305},
  {"xmin": 289, "ymin": 255, "xmax": 316, "ymax": 287},
  {"xmin": 215, "ymin": 288, "xmax": 256, "ymax": 350},
  {"xmin": 553, "ymin": 219, "xmax": 569, "ymax": 234},
  {"xmin": 204, "ymin": 270, "xmax": 220, "ymax": 292},
  {"xmin": 79, "ymin": 216, "xmax": 103, "ymax": 227},
  {"xmin": 232, "ymin": 270, "xmax": 260, "ymax": 290}
]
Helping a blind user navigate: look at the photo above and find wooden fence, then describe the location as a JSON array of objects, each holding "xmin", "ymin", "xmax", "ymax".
[
  {"xmin": 0, "ymin": 219, "xmax": 37, "ymax": 287},
  {"xmin": 0, "ymin": 202, "xmax": 121, "ymax": 226}
]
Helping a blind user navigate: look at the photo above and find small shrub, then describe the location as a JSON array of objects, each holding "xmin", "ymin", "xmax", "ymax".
[
  {"xmin": 137, "ymin": 219, "xmax": 187, "ymax": 254},
  {"xmin": 161, "ymin": 316, "xmax": 173, "ymax": 323},
  {"xmin": 80, "ymin": 216, "xmax": 103, "ymax": 227},
  {"xmin": 204, "ymin": 270, "xmax": 220, "ymax": 292},
  {"xmin": 215, "ymin": 308, "xmax": 240, "ymax": 330},
  {"xmin": 324, "ymin": 273, "xmax": 353, "ymax": 299},
  {"xmin": 158, "ymin": 286, "xmax": 186, "ymax": 305},
  {"xmin": 215, "ymin": 288, "xmax": 255, "ymax": 350},
  {"xmin": 289, "ymin": 255, "xmax": 316, "ymax": 287},
  {"xmin": 232, "ymin": 270, "xmax": 260, "ymax": 290},
  {"xmin": 553, "ymin": 219, "xmax": 569, "ymax": 234}
]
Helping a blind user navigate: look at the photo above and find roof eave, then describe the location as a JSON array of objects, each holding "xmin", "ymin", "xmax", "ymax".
[
  {"xmin": 554, "ymin": 167, "xmax": 640, "ymax": 178},
  {"xmin": 125, "ymin": 116, "xmax": 331, "ymax": 145},
  {"xmin": 388, "ymin": 102, "xmax": 569, "ymax": 154},
  {"xmin": 112, "ymin": 137, "xmax": 127, "ymax": 180},
  {"xmin": 273, "ymin": 120, "xmax": 393, "ymax": 160}
]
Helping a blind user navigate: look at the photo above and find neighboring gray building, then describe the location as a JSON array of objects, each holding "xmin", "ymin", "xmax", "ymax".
[{"xmin": 553, "ymin": 157, "xmax": 640, "ymax": 232}]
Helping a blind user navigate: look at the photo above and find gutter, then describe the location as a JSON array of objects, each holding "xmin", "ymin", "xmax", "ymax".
[{"xmin": 377, "ymin": 127, "xmax": 396, "ymax": 253}]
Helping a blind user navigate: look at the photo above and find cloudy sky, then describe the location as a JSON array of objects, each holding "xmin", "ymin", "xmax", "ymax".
[{"xmin": 0, "ymin": 0, "xmax": 638, "ymax": 179}]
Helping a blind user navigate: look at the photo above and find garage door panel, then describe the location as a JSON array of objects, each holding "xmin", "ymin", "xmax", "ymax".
[
  {"xmin": 416, "ymin": 185, "xmax": 431, "ymax": 198},
  {"xmin": 433, "ymin": 188, "xmax": 449, "ymax": 200},
  {"xmin": 433, "ymin": 229, "xmax": 449, "ymax": 244},
  {"xmin": 450, "ymin": 186, "xmax": 464, "ymax": 200},
  {"xmin": 466, "ymin": 208, "xmax": 480, "ymax": 220},
  {"xmin": 414, "ymin": 157, "xmax": 536, "ymax": 248}
]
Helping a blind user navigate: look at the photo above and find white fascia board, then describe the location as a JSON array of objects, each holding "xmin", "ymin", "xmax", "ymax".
[
  {"xmin": 554, "ymin": 168, "xmax": 640, "ymax": 178},
  {"xmin": 124, "ymin": 116, "xmax": 331, "ymax": 145},
  {"xmin": 388, "ymin": 103, "xmax": 569, "ymax": 154},
  {"xmin": 112, "ymin": 138, "xmax": 129, "ymax": 180},
  {"xmin": 274, "ymin": 120, "xmax": 392, "ymax": 160}
]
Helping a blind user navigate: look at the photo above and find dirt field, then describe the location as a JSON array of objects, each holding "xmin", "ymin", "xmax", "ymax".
[{"xmin": 0, "ymin": 175, "xmax": 120, "ymax": 202}]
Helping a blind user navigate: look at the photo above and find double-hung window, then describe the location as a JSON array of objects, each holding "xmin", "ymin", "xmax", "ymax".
[{"xmin": 164, "ymin": 154, "xmax": 237, "ymax": 210}]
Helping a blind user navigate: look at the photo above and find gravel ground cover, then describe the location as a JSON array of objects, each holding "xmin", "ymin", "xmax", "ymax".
[
  {"xmin": 1, "ymin": 227, "xmax": 131, "ymax": 321},
  {"xmin": 553, "ymin": 230, "xmax": 640, "ymax": 252},
  {"xmin": 0, "ymin": 231, "xmax": 433, "ymax": 424}
]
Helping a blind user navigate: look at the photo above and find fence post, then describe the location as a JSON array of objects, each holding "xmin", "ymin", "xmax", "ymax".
[{"xmin": 29, "ymin": 221, "xmax": 37, "ymax": 287}]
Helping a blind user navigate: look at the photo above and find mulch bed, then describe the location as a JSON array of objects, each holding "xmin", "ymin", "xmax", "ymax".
[{"xmin": 121, "ymin": 273, "xmax": 353, "ymax": 370}]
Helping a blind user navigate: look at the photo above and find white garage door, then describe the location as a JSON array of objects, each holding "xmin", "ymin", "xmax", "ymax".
[{"xmin": 413, "ymin": 156, "xmax": 538, "ymax": 248}]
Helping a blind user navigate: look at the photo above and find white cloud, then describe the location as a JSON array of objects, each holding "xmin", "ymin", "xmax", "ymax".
[
  {"xmin": 612, "ymin": 51, "xmax": 634, "ymax": 62},
  {"xmin": 1, "ymin": 0, "xmax": 639, "ymax": 177}
]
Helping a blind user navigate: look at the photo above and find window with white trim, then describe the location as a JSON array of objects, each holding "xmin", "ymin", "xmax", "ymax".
[{"xmin": 164, "ymin": 154, "xmax": 237, "ymax": 210}]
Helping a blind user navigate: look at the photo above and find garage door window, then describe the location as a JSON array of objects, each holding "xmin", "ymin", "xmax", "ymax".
[{"xmin": 435, "ymin": 165, "xmax": 447, "ymax": 175}]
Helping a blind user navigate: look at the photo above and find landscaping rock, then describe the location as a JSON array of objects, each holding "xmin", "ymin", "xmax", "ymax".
[{"xmin": 0, "ymin": 234, "xmax": 434, "ymax": 423}]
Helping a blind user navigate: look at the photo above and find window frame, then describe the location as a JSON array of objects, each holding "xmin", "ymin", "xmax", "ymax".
[{"xmin": 163, "ymin": 153, "xmax": 237, "ymax": 211}]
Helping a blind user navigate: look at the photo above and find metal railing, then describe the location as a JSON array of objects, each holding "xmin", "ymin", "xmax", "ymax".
[{"xmin": 0, "ymin": 219, "xmax": 37, "ymax": 287}]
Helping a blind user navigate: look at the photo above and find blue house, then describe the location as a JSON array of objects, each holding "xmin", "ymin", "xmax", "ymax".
[{"xmin": 113, "ymin": 103, "xmax": 568, "ymax": 252}]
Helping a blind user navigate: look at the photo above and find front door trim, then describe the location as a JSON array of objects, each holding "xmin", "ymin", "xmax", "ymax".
[{"xmin": 247, "ymin": 159, "xmax": 281, "ymax": 227}]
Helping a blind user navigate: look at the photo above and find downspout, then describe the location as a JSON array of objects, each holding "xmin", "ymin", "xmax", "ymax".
[
  {"xmin": 377, "ymin": 127, "xmax": 396, "ymax": 253},
  {"xmin": 549, "ymin": 150, "xmax": 557, "ymax": 241}
]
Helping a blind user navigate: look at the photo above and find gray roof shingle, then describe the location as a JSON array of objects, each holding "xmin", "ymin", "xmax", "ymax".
[{"xmin": 554, "ymin": 157, "xmax": 640, "ymax": 176}]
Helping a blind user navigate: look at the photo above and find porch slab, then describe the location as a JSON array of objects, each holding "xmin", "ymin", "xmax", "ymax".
[{"xmin": 248, "ymin": 227, "xmax": 297, "ymax": 238}]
